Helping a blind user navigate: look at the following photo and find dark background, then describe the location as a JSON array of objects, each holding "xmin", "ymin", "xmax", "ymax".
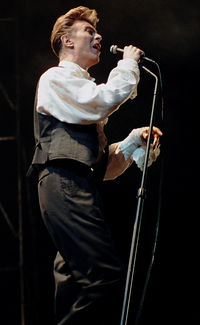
[{"xmin": 0, "ymin": 0, "xmax": 199, "ymax": 324}]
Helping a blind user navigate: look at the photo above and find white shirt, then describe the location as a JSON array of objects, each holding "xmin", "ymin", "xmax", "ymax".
[
  {"xmin": 36, "ymin": 58, "xmax": 141, "ymax": 179},
  {"xmin": 36, "ymin": 58, "xmax": 140, "ymax": 124}
]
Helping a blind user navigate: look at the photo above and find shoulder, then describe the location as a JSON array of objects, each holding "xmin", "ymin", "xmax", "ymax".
[
  {"xmin": 39, "ymin": 66, "xmax": 64, "ymax": 82},
  {"xmin": 39, "ymin": 62, "xmax": 82, "ymax": 85}
]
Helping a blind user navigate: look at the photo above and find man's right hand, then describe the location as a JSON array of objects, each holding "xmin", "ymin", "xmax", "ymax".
[{"xmin": 123, "ymin": 45, "xmax": 145, "ymax": 62}]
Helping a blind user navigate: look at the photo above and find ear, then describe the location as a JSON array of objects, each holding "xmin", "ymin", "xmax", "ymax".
[{"xmin": 61, "ymin": 35, "xmax": 74, "ymax": 49}]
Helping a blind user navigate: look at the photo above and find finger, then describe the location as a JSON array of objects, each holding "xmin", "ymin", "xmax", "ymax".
[
  {"xmin": 152, "ymin": 126, "xmax": 163, "ymax": 136},
  {"xmin": 153, "ymin": 134, "xmax": 159, "ymax": 147},
  {"xmin": 143, "ymin": 129, "xmax": 149, "ymax": 140},
  {"xmin": 139, "ymin": 49, "xmax": 145, "ymax": 57}
]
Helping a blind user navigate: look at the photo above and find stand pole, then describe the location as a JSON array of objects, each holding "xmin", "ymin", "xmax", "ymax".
[{"xmin": 120, "ymin": 66, "xmax": 158, "ymax": 325}]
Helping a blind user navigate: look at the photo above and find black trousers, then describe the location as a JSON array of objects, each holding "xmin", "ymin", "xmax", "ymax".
[{"xmin": 37, "ymin": 163, "xmax": 125, "ymax": 325}]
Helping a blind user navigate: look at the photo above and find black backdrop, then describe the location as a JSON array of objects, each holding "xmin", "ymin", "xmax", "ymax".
[{"xmin": 0, "ymin": 0, "xmax": 199, "ymax": 324}]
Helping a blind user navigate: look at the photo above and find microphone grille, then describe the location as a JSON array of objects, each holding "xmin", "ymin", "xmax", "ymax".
[{"xmin": 110, "ymin": 45, "xmax": 118, "ymax": 54}]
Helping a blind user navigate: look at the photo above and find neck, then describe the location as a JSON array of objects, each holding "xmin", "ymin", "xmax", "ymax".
[{"xmin": 59, "ymin": 52, "xmax": 89, "ymax": 71}]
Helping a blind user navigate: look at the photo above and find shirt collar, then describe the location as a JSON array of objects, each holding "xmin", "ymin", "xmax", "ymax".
[{"xmin": 58, "ymin": 60, "xmax": 95, "ymax": 81}]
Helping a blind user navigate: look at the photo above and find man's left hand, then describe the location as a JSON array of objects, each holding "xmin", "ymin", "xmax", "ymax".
[{"xmin": 139, "ymin": 126, "xmax": 163, "ymax": 148}]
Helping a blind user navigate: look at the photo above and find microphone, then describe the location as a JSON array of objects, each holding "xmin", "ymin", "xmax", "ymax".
[{"xmin": 110, "ymin": 45, "xmax": 155, "ymax": 63}]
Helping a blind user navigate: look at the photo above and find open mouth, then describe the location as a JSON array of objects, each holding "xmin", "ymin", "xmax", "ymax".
[{"xmin": 92, "ymin": 43, "xmax": 101, "ymax": 51}]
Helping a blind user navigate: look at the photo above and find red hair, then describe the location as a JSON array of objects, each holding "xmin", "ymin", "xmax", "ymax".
[{"xmin": 51, "ymin": 6, "xmax": 99, "ymax": 57}]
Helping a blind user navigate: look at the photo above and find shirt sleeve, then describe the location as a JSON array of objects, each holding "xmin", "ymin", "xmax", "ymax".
[{"xmin": 37, "ymin": 59, "xmax": 140, "ymax": 124}]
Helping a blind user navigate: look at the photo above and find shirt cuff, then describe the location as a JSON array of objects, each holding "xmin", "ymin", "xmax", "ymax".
[
  {"xmin": 118, "ymin": 58, "xmax": 139, "ymax": 72},
  {"xmin": 118, "ymin": 128, "xmax": 143, "ymax": 161}
]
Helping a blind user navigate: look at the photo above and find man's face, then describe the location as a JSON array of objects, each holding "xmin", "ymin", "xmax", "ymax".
[{"xmin": 67, "ymin": 20, "xmax": 102, "ymax": 70}]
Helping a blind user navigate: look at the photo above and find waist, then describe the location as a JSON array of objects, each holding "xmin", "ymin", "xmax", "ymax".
[{"xmin": 43, "ymin": 159, "xmax": 94, "ymax": 177}]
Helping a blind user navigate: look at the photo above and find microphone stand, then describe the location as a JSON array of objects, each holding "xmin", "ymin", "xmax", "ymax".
[{"xmin": 120, "ymin": 65, "xmax": 159, "ymax": 325}]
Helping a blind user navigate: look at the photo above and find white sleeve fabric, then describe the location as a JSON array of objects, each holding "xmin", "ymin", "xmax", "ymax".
[
  {"xmin": 36, "ymin": 59, "xmax": 140, "ymax": 125},
  {"xmin": 132, "ymin": 144, "xmax": 161, "ymax": 170},
  {"xmin": 117, "ymin": 128, "xmax": 161, "ymax": 170},
  {"xmin": 116, "ymin": 128, "xmax": 143, "ymax": 160}
]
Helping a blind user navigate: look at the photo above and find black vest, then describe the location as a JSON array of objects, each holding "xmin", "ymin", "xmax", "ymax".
[{"xmin": 28, "ymin": 111, "xmax": 108, "ymax": 181}]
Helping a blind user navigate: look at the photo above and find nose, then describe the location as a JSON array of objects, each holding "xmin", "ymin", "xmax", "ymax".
[{"xmin": 95, "ymin": 32, "xmax": 102, "ymax": 42}]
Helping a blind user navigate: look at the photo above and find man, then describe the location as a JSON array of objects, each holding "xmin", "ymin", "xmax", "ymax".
[{"xmin": 29, "ymin": 6, "xmax": 162, "ymax": 325}]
